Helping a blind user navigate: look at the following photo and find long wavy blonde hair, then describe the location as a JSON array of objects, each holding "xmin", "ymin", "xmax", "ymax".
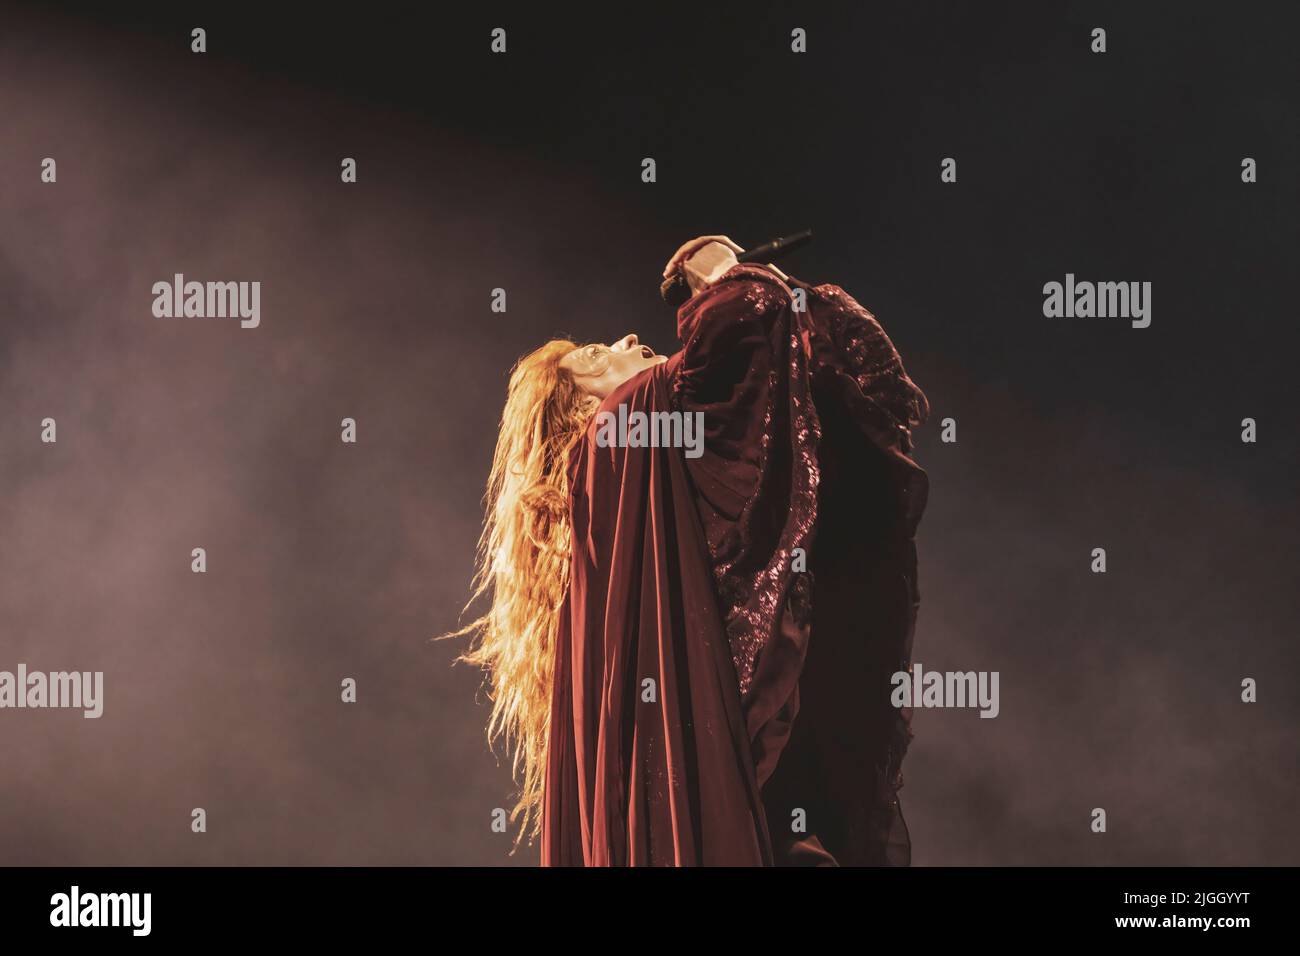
[{"xmin": 451, "ymin": 338, "xmax": 599, "ymax": 843}]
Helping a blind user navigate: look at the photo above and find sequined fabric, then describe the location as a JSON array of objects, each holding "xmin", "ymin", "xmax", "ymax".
[
  {"xmin": 672, "ymin": 263, "xmax": 930, "ymax": 863},
  {"xmin": 673, "ymin": 264, "xmax": 928, "ymax": 696}
]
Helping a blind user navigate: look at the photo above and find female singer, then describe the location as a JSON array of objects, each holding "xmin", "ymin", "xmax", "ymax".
[{"xmin": 456, "ymin": 235, "xmax": 929, "ymax": 865}]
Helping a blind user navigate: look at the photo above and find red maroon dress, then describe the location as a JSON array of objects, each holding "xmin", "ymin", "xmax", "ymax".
[{"xmin": 542, "ymin": 264, "xmax": 929, "ymax": 866}]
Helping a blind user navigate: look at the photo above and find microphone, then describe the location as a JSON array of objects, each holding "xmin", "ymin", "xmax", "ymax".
[
  {"xmin": 660, "ymin": 229, "xmax": 812, "ymax": 307},
  {"xmin": 736, "ymin": 229, "xmax": 813, "ymax": 265}
]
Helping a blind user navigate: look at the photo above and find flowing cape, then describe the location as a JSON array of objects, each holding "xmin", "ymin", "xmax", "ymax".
[{"xmin": 542, "ymin": 264, "xmax": 929, "ymax": 866}]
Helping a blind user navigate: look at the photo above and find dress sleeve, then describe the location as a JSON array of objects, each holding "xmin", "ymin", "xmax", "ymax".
[
  {"xmin": 665, "ymin": 262, "xmax": 930, "ymax": 867},
  {"xmin": 674, "ymin": 265, "xmax": 928, "ymax": 454},
  {"xmin": 672, "ymin": 263, "xmax": 794, "ymax": 408},
  {"xmin": 802, "ymin": 282, "xmax": 929, "ymax": 453}
]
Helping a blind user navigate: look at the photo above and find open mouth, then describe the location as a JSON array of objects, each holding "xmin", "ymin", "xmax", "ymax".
[{"xmin": 639, "ymin": 345, "xmax": 656, "ymax": 359}]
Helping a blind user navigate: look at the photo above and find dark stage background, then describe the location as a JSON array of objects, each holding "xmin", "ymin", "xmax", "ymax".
[{"xmin": 0, "ymin": 1, "xmax": 1296, "ymax": 865}]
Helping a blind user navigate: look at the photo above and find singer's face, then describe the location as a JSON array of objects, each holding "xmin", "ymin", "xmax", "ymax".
[{"xmin": 560, "ymin": 334, "xmax": 668, "ymax": 400}]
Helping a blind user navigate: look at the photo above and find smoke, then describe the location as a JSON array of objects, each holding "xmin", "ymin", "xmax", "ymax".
[{"xmin": 0, "ymin": 6, "xmax": 1294, "ymax": 865}]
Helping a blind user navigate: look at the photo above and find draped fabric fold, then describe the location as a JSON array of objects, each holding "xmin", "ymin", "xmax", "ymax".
[{"xmin": 543, "ymin": 264, "xmax": 928, "ymax": 866}]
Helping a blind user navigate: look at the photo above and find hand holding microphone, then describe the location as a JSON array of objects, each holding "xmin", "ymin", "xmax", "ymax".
[
  {"xmin": 660, "ymin": 230, "xmax": 812, "ymax": 307},
  {"xmin": 679, "ymin": 241, "xmax": 742, "ymax": 294}
]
